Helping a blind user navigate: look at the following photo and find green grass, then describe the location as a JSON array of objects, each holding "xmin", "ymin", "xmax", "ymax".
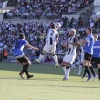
[{"xmin": 0, "ymin": 62, "xmax": 100, "ymax": 100}]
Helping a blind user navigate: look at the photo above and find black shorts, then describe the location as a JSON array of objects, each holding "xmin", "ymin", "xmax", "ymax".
[
  {"xmin": 92, "ymin": 57, "xmax": 100, "ymax": 64},
  {"xmin": 84, "ymin": 52, "xmax": 92, "ymax": 61},
  {"xmin": 17, "ymin": 56, "xmax": 29, "ymax": 64}
]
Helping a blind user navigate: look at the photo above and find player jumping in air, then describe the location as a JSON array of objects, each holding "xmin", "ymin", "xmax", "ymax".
[{"xmin": 35, "ymin": 22, "xmax": 61, "ymax": 68}]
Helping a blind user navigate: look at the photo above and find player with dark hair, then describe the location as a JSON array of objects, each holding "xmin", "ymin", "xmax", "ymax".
[
  {"xmin": 14, "ymin": 33, "xmax": 38, "ymax": 79},
  {"xmin": 35, "ymin": 22, "xmax": 61, "ymax": 68},
  {"xmin": 78, "ymin": 27, "xmax": 97, "ymax": 81}
]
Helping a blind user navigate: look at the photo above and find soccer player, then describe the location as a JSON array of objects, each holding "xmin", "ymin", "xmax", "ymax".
[
  {"xmin": 35, "ymin": 22, "xmax": 61, "ymax": 68},
  {"xmin": 78, "ymin": 27, "xmax": 97, "ymax": 81},
  {"xmin": 61, "ymin": 29, "xmax": 79, "ymax": 80},
  {"xmin": 14, "ymin": 33, "xmax": 38, "ymax": 79},
  {"xmin": 78, "ymin": 45, "xmax": 84, "ymax": 75},
  {"xmin": 93, "ymin": 34, "xmax": 100, "ymax": 80}
]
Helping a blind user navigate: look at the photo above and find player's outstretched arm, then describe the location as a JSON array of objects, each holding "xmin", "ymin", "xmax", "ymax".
[
  {"xmin": 26, "ymin": 44, "xmax": 39, "ymax": 50},
  {"xmin": 68, "ymin": 37, "xmax": 79, "ymax": 46},
  {"xmin": 61, "ymin": 42, "xmax": 68, "ymax": 48},
  {"xmin": 78, "ymin": 40, "xmax": 87, "ymax": 45},
  {"xmin": 68, "ymin": 41, "xmax": 79, "ymax": 46}
]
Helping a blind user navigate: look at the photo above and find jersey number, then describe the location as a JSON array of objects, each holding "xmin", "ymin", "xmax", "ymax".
[
  {"xmin": 50, "ymin": 32, "xmax": 53, "ymax": 45},
  {"xmin": 15, "ymin": 42, "xmax": 20, "ymax": 48},
  {"xmin": 50, "ymin": 33, "xmax": 53, "ymax": 36}
]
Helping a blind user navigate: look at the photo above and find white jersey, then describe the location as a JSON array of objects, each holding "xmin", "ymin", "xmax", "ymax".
[
  {"xmin": 67, "ymin": 36, "xmax": 77, "ymax": 55},
  {"xmin": 46, "ymin": 29, "xmax": 58, "ymax": 45},
  {"xmin": 63, "ymin": 36, "xmax": 77, "ymax": 64}
]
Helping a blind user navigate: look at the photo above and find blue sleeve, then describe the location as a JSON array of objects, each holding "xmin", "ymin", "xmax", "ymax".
[{"xmin": 85, "ymin": 37, "xmax": 90, "ymax": 43}]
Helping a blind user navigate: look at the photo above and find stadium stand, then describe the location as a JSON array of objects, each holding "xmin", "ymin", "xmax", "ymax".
[
  {"xmin": 1, "ymin": 0, "xmax": 100, "ymax": 64},
  {"xmin": 4, "ymin": 0, "xmax": 94, "ymax": 20}
]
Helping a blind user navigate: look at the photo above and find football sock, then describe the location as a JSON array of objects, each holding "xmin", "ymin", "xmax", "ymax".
[
  {"xmin": 63, "ymin": 66, "xmax": 66, "ymax": 76},
  {"xmin": 66, "ymin": 67, "xmax": 70, "ymax": 79},
  {"xmin": 89, "ymin": 66, "xmax": 95, "ymax": 76},
  {"xmin": 83, "ymin": 66, "xmax": 90, "ymax": 77},
  {"xmin": 85, "ymin": 66, "xmax": 90, "ymax": 76},
  {"xmin": 78, "ymin": 65, "xmax": 82, "ymax": 75},
  {"xmin": 82, "ymin": 67, "xmax": 87, "ymax": 77},
  {"xmin": 21, "ymin": 66, "xmax": 26, "ymax": 73},
  {"xmin": 53, "ymin": 55, "xmax": 58, "ymax": 65},
  {"xmin": 73, "ymin": 64, "xmax": 76, "ymax": 69},
  {"xmin": 98, "ymin": 68, "xmax": 100, "ymax": 80},
  {"xmin": 23, "ymin": 64, "xmax": 29, "ymax": 76},
  {"xmin": 38, "ymin": 54, "xmax": 44, "ymax": 61}
]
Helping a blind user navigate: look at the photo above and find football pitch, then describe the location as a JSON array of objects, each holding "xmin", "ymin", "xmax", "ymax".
[{"xmin": 0, "ymin": 62, "xmax": 100, "ymax": 100}]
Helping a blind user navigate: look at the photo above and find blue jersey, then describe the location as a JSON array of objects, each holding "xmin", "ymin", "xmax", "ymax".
[
  {"xmin": 93, "ymin": 40, "xmax": 100, "ymax": 58},
  {"xmin": 84, "ymin": 34, "xmax": 94, "ymax": 55},
  {"xmin": 14, "ymin": 39, "xmax": 28, "ymax": 56}
]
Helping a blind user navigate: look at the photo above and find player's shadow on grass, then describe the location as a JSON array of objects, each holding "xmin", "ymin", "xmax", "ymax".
[{"xmin": 0, "ymin": 62, "xmax": 98, "ymax": 77}]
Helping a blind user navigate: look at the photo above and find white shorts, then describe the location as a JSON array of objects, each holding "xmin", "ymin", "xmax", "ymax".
[
  {"xmin": 63, "ymin": 54, "xmax": 76, "ymax": 64},
  {"xmin": 76, "ymin": 61, "xmax": 80, "ymax": 65},
  {"xmin": 43, "ymin": 44, "xmax": 56, "ymax": 53}
]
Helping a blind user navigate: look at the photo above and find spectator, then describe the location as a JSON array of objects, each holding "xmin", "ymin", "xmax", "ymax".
[
  {"xmin": 5, "ymin": 0, "xmax": 94, "ymax": 20},
  {"xmin": 94, "ymin": 17, "xmax": 98, "ymax": 28},
  {"xmin": 89, "ymin": 16, "xmax": 94, "ymax": 28},
  {"xmin": 3, "ymin": 49, "xmax": 8, "ymax": 59}
]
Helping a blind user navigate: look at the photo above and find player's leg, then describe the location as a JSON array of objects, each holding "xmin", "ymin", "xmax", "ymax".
[
  {"xmin": 98, "ymin": 64, "xmax": 100, "ymax": 81},
  {"xmin": 71, "ymin": 62, "xmax": 76, "ymax": 71},
  {"xmin": 79, "ymin": 56, "xmax": 84, "ymax": 75},
  {"xmin": 89, "ymin": 57, "xmax": 98, "ymax": 79},
  {"xmin": 95, "ymin": 58, "xmax": 100, "ymax": 80},
  {"xmin": 62, "ymin": 54, "xmax": 69, "ymax": 80},
  {"xmin": 82, "ymin": 60, "xmax": 92, "ymax": 80},
  {"xmin": 82, "ymin": 53, "xmax": 92, "ymax": 81},
  {"xmin": 78, "ymin": 63, "xmax": 82, "ymax": 75},
  {"xmin": 88, "ymin": 61, "xmax": 97, "ymax": 80},
  {"xmin": 51, "ymin": 45, "xmax": 59, "ymax": 68},
  {"xmin": 52, "ymin": 52, "xmax": 59, "ymax": 69},
  {"xmin": 62, "ymin": 61, "xmax": 70, "ymax": 81},
  {"xmin": 66, "ymin": 55, "xmax": 76, "ymax": 79},
  {"xmin": 20, "ymin": 56, "xmax": 33, "ymax": 79},
  {"xmin": 17, "ymin": 58, "xmax": 25, "ymax": 79},
  {"xmin": 36, "ymin": 45, "xmax": 49, "ymax": 63},
  {"xmin": 62, "ymin": 54, "xmax": 72, "ymax": 80},
  {"xmin": 65, "ymin": 63, "xmax": 70, "ymax": 80},
  {"xmin": 36, "ymin": 50, "xmax": 46, "ymax": 63},
  {"xmin": 71, "ymin": 63, "xmax": 74, "ymax": 70}
]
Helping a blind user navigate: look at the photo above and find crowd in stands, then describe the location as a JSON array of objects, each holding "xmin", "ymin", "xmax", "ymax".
[
  {"xmin": 1, "ymin": 0, "xmax": 98, "ymax": 65},
  {"xmin": 3, "ymin": 0, "xmax": 93, "ymax": 19},
  {"xmin": 89, "ymin": 16, "xmax": 100, "ymax": 29},
  {"xmin": 0, "ymin": 15, "xmax": 100, "ymax": 64},
  {"xmin": 0, "ymin": 0, "xmax": 17, "ymax": 7}
]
